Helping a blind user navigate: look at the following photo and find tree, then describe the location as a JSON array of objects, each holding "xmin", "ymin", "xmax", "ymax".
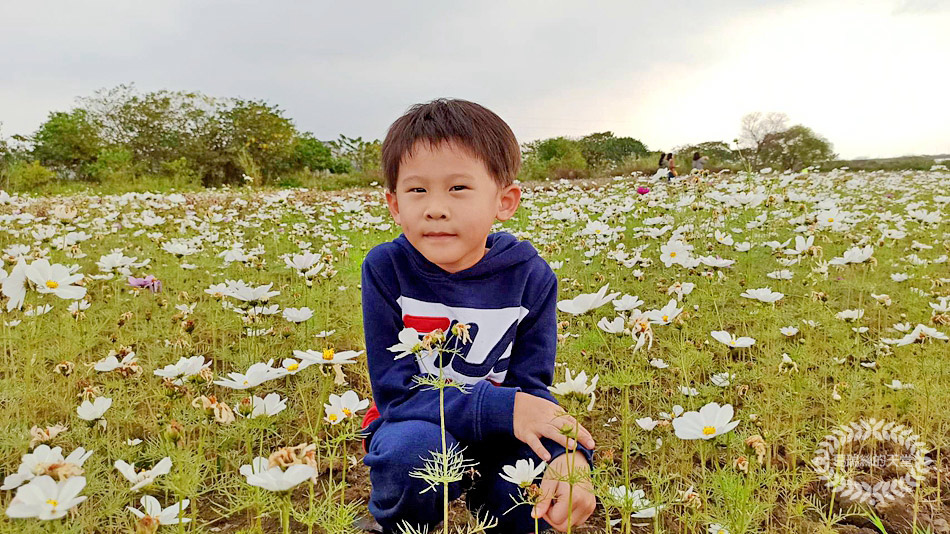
[
  {"xmin": 738, "ymin": 112, "xmax": 790, "ymax": 168},
  {"xmin": 31, "ymin": 109, "xmax": 103, "ymax": 178},
  {"xmin": 757, "ymin": 125, "xmax": 835, "ymax": 171},
  {"xmin": 328, "ymin": 135, "xmax": 381, "ymax": 173},
  {"xmin": 578, "ymin": 131, "xmax": 648, "ymax": 170},
  {"xmin": 673, "ymin": 141, "xmax": 737, "ymax": 168}
]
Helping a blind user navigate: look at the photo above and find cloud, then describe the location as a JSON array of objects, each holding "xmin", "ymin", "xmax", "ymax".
[{"xmin": 1, "ymin": 0, "xmax": 947, "ymax": 158}]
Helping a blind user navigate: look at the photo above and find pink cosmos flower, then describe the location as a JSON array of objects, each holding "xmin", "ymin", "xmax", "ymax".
[
  {"xmin": 637, "ymin": 186, "xmax": 650, "ymax": 195},
  {"xmin": 128, "ymin": 275, "xmax": 162, "ymax": 293}
]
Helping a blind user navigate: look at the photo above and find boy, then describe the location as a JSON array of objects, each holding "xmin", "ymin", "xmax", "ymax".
[{"xmin": 359, "ymin": 98, "xmax": 596, "ymax": 533}]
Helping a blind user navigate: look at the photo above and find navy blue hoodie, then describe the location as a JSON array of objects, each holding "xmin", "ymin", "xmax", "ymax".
[{"xmin": 360, "ymin": 231, "xmax": 593, "ymax": 465}]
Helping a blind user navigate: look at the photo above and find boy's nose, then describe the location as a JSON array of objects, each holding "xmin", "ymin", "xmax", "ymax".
[{"xmin": 424, "ymin": 205, "xmax": 448, "ymax": 219}]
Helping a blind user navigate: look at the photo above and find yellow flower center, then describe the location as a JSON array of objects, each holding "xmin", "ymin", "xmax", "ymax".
[
  {"xmin": 827, "ymin": 217, "xmax": 834, "ymax": 222},
  {"xmin": 243, "ymin": 380, "xmax": 249, "ymax": 385},
  {"xmin": 46, "ymin": 499, "xmax": 59, "ymax": 507},
  {"xmin": 702, "ymin": 426, "xmax": 716, "ymax": 435},
  {"xmin": 670, "ymin": 252, "xmax": 677, "ymax": 258},
  {"xmin": 730, "ymin": 340, "xmax": 736, "ymax": 346},
  {"xmin": 662, "ymin": 315, "xmax": 669, "ymax": 322},
  {"xmin": 46, "ymin": 280, "xmax": 59, "ymax": 289},
  {"xmin": 343, "ymin": 408, "xmax": 352, "ymax": 417},
  {"xmin": 286, "ymin": 363, "xmax": 299, "ymax": 371},
  {"xmin": 327, "ymin": 413, "xmax": 338, "ymax": 422},
  {"xmin": 322, "ymin": 348, "xmax": 335, "ymax": 361}
]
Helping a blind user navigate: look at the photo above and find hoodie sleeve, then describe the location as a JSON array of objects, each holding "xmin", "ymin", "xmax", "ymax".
[
  {"xmin": 362, "ymin": 252, "xmax": 519, "ymax": 444},
  {"xmin": 503, "ymin": 269, "xmax": 595, "ymax": 467}
]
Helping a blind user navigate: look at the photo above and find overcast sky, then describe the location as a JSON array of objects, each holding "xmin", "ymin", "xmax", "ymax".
[{"xmin": 1, "ymin": 0, "xmax": 948, "ymax": 159}]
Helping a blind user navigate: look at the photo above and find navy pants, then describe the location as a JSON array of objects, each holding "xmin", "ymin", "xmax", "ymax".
[{"xmin": 364, "ymin": 419, "xmax": 551, "ymax": 534}]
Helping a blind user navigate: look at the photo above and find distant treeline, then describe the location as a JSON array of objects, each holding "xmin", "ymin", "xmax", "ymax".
[{"xmin": 0, "ymin": 85, "xmax": 935, "ymax": 194}]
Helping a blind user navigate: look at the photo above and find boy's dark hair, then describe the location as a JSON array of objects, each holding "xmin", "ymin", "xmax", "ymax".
[{"xmin": 381, "ymin": 98, "xmax": 520, "ymax": 193}]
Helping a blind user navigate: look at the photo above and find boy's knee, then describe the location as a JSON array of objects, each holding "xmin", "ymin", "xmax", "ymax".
[
  {"xmin": 365, "ymin": 420, "xmax": 456, "ymax": 471},
  {"xmin": 364, "ymin": 420, "xmax": 464, "ymax": 531}
]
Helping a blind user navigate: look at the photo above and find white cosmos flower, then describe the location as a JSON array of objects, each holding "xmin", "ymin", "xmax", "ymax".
[
  {"xmin": 882, "ymin": 324, "xmax": 949, "ymax": 346},
  {"xmin": 710, "ymin": 372, "xmax": 735, "ymax": 387},
  {"xmin": 606, "ymin": 485, "xmax": 662, "ymax": 521},
  {"xmin": 386, "ymin": 328, "xmax": 423, "ymax": 359},
  {"xmin": 714, "ymin": 230, "xmax": 734, "ymax": 246},
  {"xmin": 239, "ymin": 457, "xmax": 315, "ymax": 492},
  {"xmin": 127, "ymin": 495, "xmax": 191, "ymax": 526},
  {"xmin": 499, "ymin": 458, "xmax": 546, "ymax": 488},
  {"xmin": 650, "ymin": 358, "xmax": 669, "ymax": 369},
  {"xmin": 153, "ymin": 356, "xmax": 212, "ymax": 385},
  {"xmin": 680, "ymin": 386, "xmax": 699, "ymax": 397},
  {"xmin": 246, "ymin": 393, "xmax": 287, "ymax": 418},
  {"xmin": 766, "ymin": 269, "xmax": 794, "ymax": 280},
  {"xmin": 556, "ymin": 283, "xmax": 620, "ymax": 315},
  {"xmin": 660, "ymin": 240, "xmax": 693, "ymax": 267},
  {"xmin": 672, "ymin": 402, "xmax": 740, "ymax": 440},
  {"xmin": 644, "ymin": 299, "xmax": 683, "ymax": 325},
  {"xmin": 549, "ymin": 368, "xmax": 599, "ymax": 411},
  {"xmin": 836, "ymin": 309, "xmax": 865, "ymax": 321},
  {"xmin": 294, "ymin": 348, "xmax": 363, "ymax": 365},
  {"xmin": 659, "ymin": 405, "xmax": 685, "ymax": 420},
  {"xmin": 612, "ymin": 294, "xmax": 644, "ymax": 311},
  {"xmin": 829, "ymin": 245, "xmax": 874, "ymax": 265},
  {"xmin": 711, "ymin": 330, "xmax": 756, "ymax": 348},
  {"xmin": 323, "ymin": 390, "xmax": 369, "ymax": 424},
  {"xmin": 24, "ymin": 259, "xmax": 87, "ymax": 301},
  {"xmin": 740, "ymin": 287, "xmax": 784, "ymax": 303},
  {"xmin": 114, "ymin": 457, "xmax": 172, "ymax": 492},
  {"xmin": 667, "ymin": 282, "xmax": 695, "ymax": 299},
  {"xmin": 931, "ymin": 299, "xmax": 950, "ymax": 313},
  {"xmin": 1, "ymin": 445, "xmax": 93, "ymax": 490},
  {"xmin": 597, "ymin": 316, "xmax": 626, "ymax": 334},
  {"xmin": 709, "ymin": 523, "xmax": 731, "ymax": 534},
  {"xmin": 5, "ymin": 475, "xmax": 87, "ymax": 520},
  {"xmin": 93, "ymin": 352, "xmax": 137, "ymax": 372},
  {"xmin": 885, "ymin": 379, "xmax": 914, "ymax": 390},
  {"xmin": 784, "ymin": 235, "xmax": 814, "ymax": 255},
  {"xmin": 281, "ymin": 307, "xmax": 313, "ymax": 323},
  {"xmin": 780, "ymin": 326, "xmax": 799, "ymax": 337},
  {"xmin": 76, "ymin": 396, "xmax": 112, "ymax": 421},
  {"xmin": 213, "ymin": 360, "xmax": 285, "ymax": 389},
  {"xmin": 1, "ymin": 258, "xmax": 28, "ymax": 311},
  {"xmin": 636, "ymin": 417, "xmax": 659, "ymax": 431}
]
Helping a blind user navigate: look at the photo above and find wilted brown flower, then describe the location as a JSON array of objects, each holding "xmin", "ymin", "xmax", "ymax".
[
  {"xmin": 733, "ymin": 455, "xmax": 749, "ymax": 473},
  {"xmin": 54, "ymin": 361, "xmax": 74, "ymax": 377},
  {"xmin": 745, "ymin": 435, "xmax": 768, "ymax": 464},
  {"xmin": 29, "ymin": 423, "xmax": 68, "ymax": 448}
]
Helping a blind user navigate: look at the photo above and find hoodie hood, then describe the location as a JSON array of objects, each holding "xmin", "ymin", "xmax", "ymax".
[{"xmin": 394, "ymin": 231, "xmax": 539, "ymax": 281}]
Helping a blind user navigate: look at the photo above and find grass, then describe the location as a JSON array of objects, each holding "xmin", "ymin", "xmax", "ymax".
[{"xmin": 0, "ymin": 167, "xmax": 949, "ymax": 533}]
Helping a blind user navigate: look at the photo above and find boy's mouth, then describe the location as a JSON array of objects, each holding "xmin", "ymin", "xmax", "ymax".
[{"xmin": 423, "ymin": 232, "xmax": 456, "ymax": 239}]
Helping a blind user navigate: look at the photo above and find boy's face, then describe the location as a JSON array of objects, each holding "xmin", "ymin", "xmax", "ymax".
[{"xmin": 385, "ymin": 139, "xmax": 521, "ymax": 274}]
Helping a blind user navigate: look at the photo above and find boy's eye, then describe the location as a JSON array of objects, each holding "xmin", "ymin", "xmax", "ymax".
[
  {"xmin": 409, "ymin": 188, "xmax": 426, "ymax": 193},
  {"xmin": 451, "ymin": 185, "xmax": 467, "ymax": 191}
]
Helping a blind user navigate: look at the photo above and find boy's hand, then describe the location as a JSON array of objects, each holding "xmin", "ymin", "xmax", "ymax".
[
  {"xmin": 532, "ymin": 451, "xmax": 595, "ymax": 532},
  {"xmin": 513, "ymin": 392, "xmax": 595, "ymax": 462}
]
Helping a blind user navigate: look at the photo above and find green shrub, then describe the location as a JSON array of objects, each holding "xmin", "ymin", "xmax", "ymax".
[
  {"xmin": 84, "ymin": 147, "xmax": 138, "ymax": 186},
  {"xmin": 519, "ymin": 137, "xmax": 589, "ymax": 181},
  {"xmin": 4, "ymin": 160, "xmax": 58, "ymax": 192},
  {"xmin": 160, "ymin": 157, "xmax": 203, "ymax": 189}
]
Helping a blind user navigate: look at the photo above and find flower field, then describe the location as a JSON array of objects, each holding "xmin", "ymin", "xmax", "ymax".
[{"xmin": 1, "ymin": 167, "xmax": 949, "ymax": 533}]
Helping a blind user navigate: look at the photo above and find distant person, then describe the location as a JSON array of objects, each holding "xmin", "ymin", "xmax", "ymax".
[
  {"xmin": 657, "ymin": 152, "xmax": 676, "ymax": 181},
  {"xmin": 691, "ymin": 151, "xmax": 709, "ymax": 173}
]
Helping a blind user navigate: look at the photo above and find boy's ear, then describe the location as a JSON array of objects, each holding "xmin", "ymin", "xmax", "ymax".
[
  {"xmin": 385, "ymin": 190, "xmax": 401, "ymax": 225},
  {"xmin": 495, "ymin": 184, "xmax": 521, "ymax": 222}
]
